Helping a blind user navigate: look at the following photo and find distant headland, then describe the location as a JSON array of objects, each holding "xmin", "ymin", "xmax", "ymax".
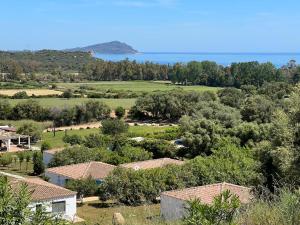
[{"xmin": 65, "ymin": 41, "xmax": 138, "ymax": 54}]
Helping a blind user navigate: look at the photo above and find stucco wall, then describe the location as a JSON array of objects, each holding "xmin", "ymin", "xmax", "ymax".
[
  {"xmin": 29, "ymin": 195, "xmax": 77, "ymax": 221},
  {"xmin": 45, "ymin": 171, "xmax": 70, "ymax": 187},
  {"xmin": 160, "ymin": 194, "xmax": 187, "ymax": 221},
  {"xmin": 43, "ymin": 152, "xmax": 54, "ymax": 167}
]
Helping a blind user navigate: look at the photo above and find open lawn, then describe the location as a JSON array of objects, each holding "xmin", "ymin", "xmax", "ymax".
[
  {"xmin": 6, "ymin": 98, "xmax": 136, "ymax": 109},
  {"xmin": 0, "ymin": 89, "xmax": 62, "ymax": 96},
  {"xmin": 56, "ymin": 81, "xmax": 221, "ymax": 93},
  {"xmin": 0, "ymin": 120, "xmax": 52, "ymax": 129},
  {"xmin": 77, "ymin": 201, "xmax": 181, "ymax": 225},
  {"xmin": 41, "ymin": 126, "xmax": 169, "ymax": 149}
]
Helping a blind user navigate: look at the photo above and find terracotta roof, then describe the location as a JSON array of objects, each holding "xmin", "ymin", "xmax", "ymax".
[
  {"xmin": 161, "ymin": 182, "xmax": 252, "ymax": 204},
  {"xmin": 44, "ymin": 148, "xmax": 64, "ymax": 155},
  {"xmin": 11, "ymin": 177, "xmax": 76, "ymax": 201},
  {"xmin": 120, "ymin": 158, "xmax": 185, "ymax": 170},
  {"xmin": 46, "ymin": 161, "xmax": 116, "ymax": 180}
]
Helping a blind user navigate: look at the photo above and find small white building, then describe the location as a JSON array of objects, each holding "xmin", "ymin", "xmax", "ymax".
[
  {"xmin": 161, "ymin": 182, "xmax": 252, "ymax": 221},
  {"xmin": 45, "ymin": 161, "xmax": 116, "ymax": 187},
  {"xmin": 11, "ymin": 177, "xmax": 78, "ymax": 222},
  {"xmin": 43, "ymin": 148, "xmax": 64, "ymax": 167},
  {"xmin": 0, "ymin": 126, "xmax": 31, "ymax": 152}
]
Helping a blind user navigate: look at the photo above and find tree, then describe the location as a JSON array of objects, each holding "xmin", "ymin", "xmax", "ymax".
[
  {"xmin": 241, "ymin": 95, "xmax": 275, "ymax": 124},
  {"xmin": 115, "ymin": 106, "xmax": 126, "ymax": 119},
  {"xmin": 0, "ymin": 154, "xmax": 12, "ymax": 167},
  {"xmin": 61, "ymin": 89, "xmax": 73, "ymax": 99},
  {"xmin": 18, "ymin": 152, "xmax": 25, "ymax": 170},
  {"xmin": 63, "ymin": 134, "xmax": 83, "ymax": 146},
  {"xmin": 101, "ymin": 119, "xmax": 129, "ymax": 136},
  {"xmin": 0, "ymin": 100, "xmax": 12, "ymax": 120},
  {"xmin": 17, "ymin": 122, "xmax": 42, "ymax": 142},
  {"xmin": 41, "ymin": 141, "xmax": 51, "ymax": 152},
  {"xmin": 184, "ymin": 190, "xmax": 241, "ymax": 225},
  {"xmin": 32, "ymin": 152, "xmax": 45, "ymax": 175},
  {"xmin": 65, "ymin": 176, "xmax": 98, "ymax": 198},
  {"xmin": 12, "ymin": 91, "xmax": 29, "ymax": 99}
]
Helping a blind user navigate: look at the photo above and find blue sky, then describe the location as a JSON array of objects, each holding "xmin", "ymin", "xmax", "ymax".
[{"xmin": 1, "ymin": 0, "xmax": 300, "ymax": 52}]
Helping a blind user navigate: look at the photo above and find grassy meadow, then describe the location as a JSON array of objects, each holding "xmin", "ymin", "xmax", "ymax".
[
  {"xmin": 6, "ymin": 98, "xmax": 136, "ymax": 109},
  {"xmin": 55, "ymin": 81, "xmax": 221, "ymax": 93},
  {"xmin": 77, "ymin": 201, "xmax": 181, "ymax": 225},
  {"xmin": 41, "ymin": 126, "xmax": 169, "ymax": 149}
]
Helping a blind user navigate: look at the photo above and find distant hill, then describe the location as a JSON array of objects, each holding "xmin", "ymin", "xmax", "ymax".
[{"xmin": 66, "ymin": 41, "xmax": 138, "ymax": 54}]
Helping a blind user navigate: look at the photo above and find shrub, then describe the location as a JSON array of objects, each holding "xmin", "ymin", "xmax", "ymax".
[
  {"xmin": 115, "ymin": 106, "xmax": 126, "ymax": 119},
  {"xmin": 17, "ymin": 122, "xmax": 42, "ymax": 142},
  {"xmin": 0, "ymin": 154, "xmax": 13, "ymax": 167},
  {"xmin": 41, "ymin": 141, "xmax": 51, "ymax": 151},
  {"xmin": 101, "ymin": 119, "xmax": 129, "ymax": 136},
  {"xmin": 63, "ymin": 134, "xmax": 83, "ymax": 146},
  {"xmin": 12, "ymin": 91, "xmax": 29, "ymax": 99},
  {"xmin": 65, "ymin": 176, "xmax": 99, "ymax": 198},
  {"xmin": 32, "ymin": 152, "xmax": 45, "ymax": 175}
]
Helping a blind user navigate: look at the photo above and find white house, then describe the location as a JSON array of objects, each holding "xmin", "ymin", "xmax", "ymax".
[
  {"xmin": 43, "ymin": 148, "xmax": 64, "ymax": 166},
  {"xmin": 11, "ymin": 177, "xmax": 78, "ymax": 222},
  {"xmin": 160, "ymin": 182, "xmax": 252, "ymax": 221},
  {"xmin": 45, "ymin": 161, "xmax": 116, "ymax": 187}
]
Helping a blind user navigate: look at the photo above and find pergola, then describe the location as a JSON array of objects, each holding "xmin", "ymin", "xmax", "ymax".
[{"xmin": 0, "ymin": 130, "xmax": 30, "ymax": 152}]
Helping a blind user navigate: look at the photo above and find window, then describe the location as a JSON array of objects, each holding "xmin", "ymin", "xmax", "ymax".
[{"xmin": 52, "ymin": 201, "xmax": 66, "ymax": 213}]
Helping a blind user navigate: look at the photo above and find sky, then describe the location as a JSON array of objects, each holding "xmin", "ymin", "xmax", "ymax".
[{"xmin": 1, "ymin": 0, "xmax": 300, "ymax": 52}]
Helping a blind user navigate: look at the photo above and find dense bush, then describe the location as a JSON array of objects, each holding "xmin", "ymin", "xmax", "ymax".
[
  {"xmin": 101, "ymin": 119, "xmax": 129, "ymax": 136},
  {"xmin": 65, "ymin": 177, "xmax": 99, "ymax": 198}
]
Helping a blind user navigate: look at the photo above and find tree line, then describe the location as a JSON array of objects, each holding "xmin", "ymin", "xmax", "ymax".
[
  {"xmin": 0, "ymin": 99, "xmax": 110, "ymax": 126},
  {"xmin": 1, "ymin": 50, "xmax": 300, "ymax": 87}
]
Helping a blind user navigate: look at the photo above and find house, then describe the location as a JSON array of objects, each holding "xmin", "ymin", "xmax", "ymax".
[
  {"xmin": 43, "ymin": 148, "xmax": 64, "ymax": 166},
  {"xmin": 45, "ymin": 161, "xmax": 116, "ymax": 187},
  {"xmin": 160, "ymin": 182, "xmax": 252, "ymax": 221},
  {"xmin": 120, "ymin": 158, "xmax": 185, "ymax": 171},
  {"xmin": 10, "ymin": 176, "xmax": 78, "ymax": 222},
  {"xmin": 0, "ymin": 126, "xmax": 31, "ymax": 152}
]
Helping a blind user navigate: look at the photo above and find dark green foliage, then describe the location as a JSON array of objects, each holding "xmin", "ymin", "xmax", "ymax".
[
  {"xmin": 65, "ymin": 177, "xmax": 99, "ymax": 197},
  {"xmin": 218, "ymin": 88, "xmax": 244, "ymax": 108},
  {"xmin": 32, "ymin": 152, "xmax": 45, "ymax": 175},
  {"xmin": 115, "ymin": 106, "xmax": 126, "ymax": 119},
  {"xmin": 63, "ymin": 134, "xmax": 83, "ymax": 145},
  {"xmin": 12, "ymin": 100, "xmax": 47, "ymax": 121},
  {"xmin": 41, "ymin": 141, "xmax": 51, "ymax": 151},
  {"xmin": 12, "ymin": 91, "xmax": 29, "ymax": 99},
  {"xmin": 48, "ymin": 146, "xmax": 98, "ymax": 167},
  {"xmin": 184, "ymin": 190, "xmax": 241, "ymax": 225},
  {"xmin": 83, "ymin": 133, "xmax": 109, "ymax": 148},
  {"xmin": 0, "ymin": 100, "xmax": 12, "ymax": 120},
  {"xmin": 17, "ymin": 122, "xmax": 42, "ymax": 142},
  {"xmin": 101, "ymin": 119, "xmax": 129, "ymax": 136},
  {"xmin": 61, "ymin": 89, "xmax": 73, "ymax": 99},
  {"xmin": 132, "ymin": 139, "xmax": 177, "ymax": 158},
  {"xmin": 241, "ymin": 95, "xmax": 275, "ymax": 123},
  {"xmin": 0, "ymin": 154, "xmax": 13, "ymax": 167}
]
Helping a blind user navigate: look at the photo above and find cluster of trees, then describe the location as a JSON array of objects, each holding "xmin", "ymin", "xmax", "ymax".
[
  {"xmin": 99, "ymin": 139, "xmax": 261, "ymax": 205},
  {"xmin": 0, "ymin": 99, "xmax": 111, "ymax": 126},
  {"xmin": 1, "ymin": 50, "xmax": 300, "ymax": 88}
]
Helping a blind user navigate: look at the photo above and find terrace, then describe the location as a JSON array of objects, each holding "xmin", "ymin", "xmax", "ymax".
[{"xmin": 0, "ymin": 126, "xmax": 31, "ymax": 152}]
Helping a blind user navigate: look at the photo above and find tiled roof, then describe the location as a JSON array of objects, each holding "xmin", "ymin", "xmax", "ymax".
[
  {"xmin": 11, "ymin": 177, "xmax": 76, "ymax": 201},
  {"xmin": 161, "ymin": 182, "xmax": 252, "ymax": 204},
  {"xmin": 120, "ymin": 158, "xmax": 185, "ymax": 170},
  {"xmin": 46, "ymin": 161, "xmax": 116, "ymax": 180}
]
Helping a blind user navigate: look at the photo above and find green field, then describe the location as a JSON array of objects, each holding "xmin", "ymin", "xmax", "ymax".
[
  {"xmin": 5, "ymin": 98, "xmax": 136, "ymax": 109},
  {"xmin": 56, "ymin": 81, "xmax": 221, "ymax": 93},
  {"xmin": 77, "ymin": 201, "xmax": 181, "ymax": 225},
  {"xmin": 41, "ymin": 126, "xmax": 169, "ymax": 149}
]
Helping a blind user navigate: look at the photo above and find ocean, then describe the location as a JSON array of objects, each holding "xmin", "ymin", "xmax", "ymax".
[{"xmin": 94, "ymin": 52, "xmax": 300, "ymax": 68}]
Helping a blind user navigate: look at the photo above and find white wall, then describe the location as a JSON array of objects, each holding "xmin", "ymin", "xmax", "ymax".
[
  {"xmin": 45, "ymin": 171, "xmax": 69, "ymax": 187},
  {"xmin": 30, "ymin": 195, "xmax": 77, "ymax": 221},
  {"xmin": 160, "ymin": 194, "xmax": 187, "ymax": 221},
  {"xmin": 43, "ymin": 152, "xmax": 54, "ymax": 167}
]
